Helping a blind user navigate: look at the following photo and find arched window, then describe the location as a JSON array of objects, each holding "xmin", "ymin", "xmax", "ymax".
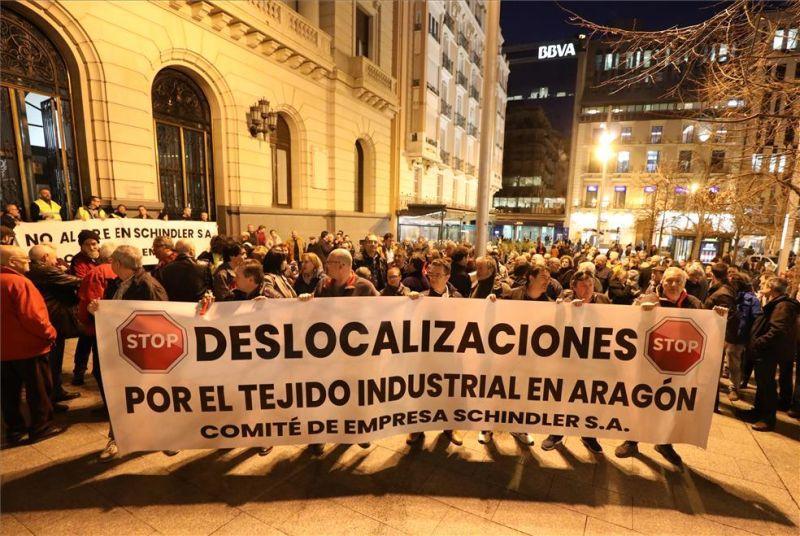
[
  {"xmin": 1, "ymin": 9, "xmax": 82, "ymax": 220},
  {"xmin": 152, "ymin": 68, "xmax": 214, "ymax": 218},
  {"xmin": 354, "ymin": 139, "xmax": 365, "ymax": 212},
  {"xmin": 272, "ymin": 114, "xmax": 291, "ymax": 207}
]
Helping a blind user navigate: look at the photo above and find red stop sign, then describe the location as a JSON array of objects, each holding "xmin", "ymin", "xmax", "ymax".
[
  {"xmin": 117, "ymin": 312, "xmax": 188, "ymax": 373},
  {"xmin": 645, "ymin": 317, "xmax": 706, "ymax": 374}
]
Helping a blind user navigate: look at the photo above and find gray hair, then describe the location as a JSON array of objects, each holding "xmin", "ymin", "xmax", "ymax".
[
  {"xmin": 175, "ymin": 239, "xmax": 195, "ymax": 256},
  {"xmin": 99, "ymin": 242, "xmax": 116, "ymax": 262},
  {"xmin": 577, "ymin": 260, "xmax": 596, "ymax": 274},
  {"xmin": 28, "ymin": 244, "xmax": 55, "ymax": 264},
  {"xmin": 111, "ymin": 245, "xmax": 142, "ymax": 270},
  {"xmin": 663, "ymin": 266, "xmax": 688, "ymax": 285},
  {"xmin": 767, "ymin": 277, "xmax": 789, "ymax": 295},
  {"xmin": 328, "ymin": 248, "xmax": 353, "ymax": 267}
]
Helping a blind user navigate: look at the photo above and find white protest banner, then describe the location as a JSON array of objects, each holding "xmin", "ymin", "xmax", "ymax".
[
  {"xmin": 95, "ymin": 298, "xmax": 725, "ymax": 454},
  {"xmin": 14, "ymin": 219, "xmax": 218, "ymax": 264}
]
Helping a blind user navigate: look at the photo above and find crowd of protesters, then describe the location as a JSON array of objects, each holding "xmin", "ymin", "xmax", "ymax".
[{"xmin": 2, "ymin": 212, "xmax": 799, "ymax": 467}]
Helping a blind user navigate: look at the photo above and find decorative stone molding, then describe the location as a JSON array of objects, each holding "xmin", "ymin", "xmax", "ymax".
[
  {"xmin": 166, "ymin": 0, "xmax": 334, "ymax": 85},
  {"xmin": 349, "ymin": 55, "xmax": 397, "ymax": 114}
]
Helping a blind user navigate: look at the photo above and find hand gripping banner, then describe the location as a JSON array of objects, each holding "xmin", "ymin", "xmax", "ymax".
[{"xmin": 95, "ymin": 298, "xmax": 725, "ymax": 454}]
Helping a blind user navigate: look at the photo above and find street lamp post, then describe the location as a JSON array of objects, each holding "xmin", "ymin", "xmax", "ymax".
[{"xmin": 594, "ymin": 129, "xmax": 614, "ymax": 246}]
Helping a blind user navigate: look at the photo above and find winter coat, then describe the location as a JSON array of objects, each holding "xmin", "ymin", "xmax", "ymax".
[
  {"xmin": 353, "ymin": 250, "xmax": 388, "ymax": 291},
  {"xmin": 294, "ymin": 270, "xmax": 325, "ymax": 296},
  {"xmin": 608, "ymin": 279, "xmax": 636, "ymax": 305},
  {"xmin": 685, "ymin": 278, "xmax": 709, "ymax": 302},
  {"xmin": 402, "ymin": 270, "xmax": 430, "ymax": 293},
  {"xmin": 212, "ymin": 262, "xmax": 237, "ymax": 301},
  {"xmin": 449, "ymin": 264, "xmax": 472, "ymax": 298},
  {"xmin": 381, "ymin": 283, "xmax": 412, "ymax": 297},
  {"xmin": 314, "ymin": 272, "xmax": 379, "ymax": 297},
  {"xmin": 704, "ymin": 282, "xmax": 739, "ymax": 343},
  {"xmin": 421, "ymin": 282, "xmax": 462, "ymax": 298},
  {"xmin": 734, "ymin": 290, "xmax": 762, "ymax": 345},
  {"xmin": 77, "ymin": 263, "xmax": 117, "ymax": 336},
  {"xmin": 1, "ymin": 266, "xmax": 56, "ymax": 360},
  {"xmin": 749, "ymin": 295, "xmax": 799, "ymax": 363},
  {"xmin": 26, "ymin": 263, "xmax": 82, "ymax": 338},
  {"xmin": 103, "ymin": 268, "xmax": 167, "ymax": 302},
  {"xmin": 68, "ymin": 251, "xmax": 98, "ymax": 279},
  {"xmin": 158, "ymin": 253, "xmax": 213, "ymax": 302},
  {"xmin": 263, "ymin": 273, "xmax": 297, "ymax": 299}
]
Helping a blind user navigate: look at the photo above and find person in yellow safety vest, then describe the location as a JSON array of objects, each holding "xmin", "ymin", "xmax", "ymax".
[
  {"xmin": 75, "ymin": 196, "xmax": 107, "ymax": 221},
  {"xmin": 31, "ymin": 188, "xmax": 63, "ymax": 221}
]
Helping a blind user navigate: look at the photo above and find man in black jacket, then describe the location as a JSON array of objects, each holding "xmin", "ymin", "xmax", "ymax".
[
  {"xmin": 27, "ymin": 244, "xmax": 82, "ymax": 404},
  {"xmin": 87, "ymin": 245, "xmax": 167, "ymax": 461},
  {"xmin": 158, "ymin": 239, "xmax": 213, "ymax": 302},
  {"xmin": 745, "ymin": 277, "xmax": 799, "ymax": 431},
  {"xmin": 353, "ymin": 234, "xmax": 388, "ymax": 291},
  {"xmin": 704, "ymin": 263, "xmax": 739, "ymax": 406}
]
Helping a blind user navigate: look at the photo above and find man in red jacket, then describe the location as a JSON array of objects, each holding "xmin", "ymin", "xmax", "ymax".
[
  {"xmin": 1, "ymin": 245, "xmax": 66, "ymax": 444},
  {"xmin": 68, "ymin": 229, "xmax": 101, "ymax": 386}
]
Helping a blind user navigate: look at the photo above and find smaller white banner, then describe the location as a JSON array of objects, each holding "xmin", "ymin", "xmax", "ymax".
[{"xmin": 14, "ymin": 219, "xmax": 218, "ymax": 264}]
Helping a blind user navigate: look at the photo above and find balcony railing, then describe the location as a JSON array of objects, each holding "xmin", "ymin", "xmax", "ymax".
[
  {"xmin": 455, "ymin": 113, "xmax": 466, "ymax": 127},
  {"xmin": 457, "ymin": 32, "xmax": 469, "ymax": 50},
  {"xmin": 350, "ymin": 55, "xmax": 397, "ymax": 106},
  {"xmin": 425, "ymin": 137, "xmax": 438, "ymax": 148},
  {"xmin": 467, "ymin": 123, "xmax": 478, "ymax": 137},
  {"xmin": 440, "ymin": 149, "xmax": 451, "ymax": 165},
  {"xmin": 443, "ymin": 12, "xmax": 455, "ymax": 32},
  {"xmin": 466, "ymin": 163, "xmax": 476, "ymax": 175},
  {"xmin": 426, "ymin": 81, "xmax": 439, "ymax": 95},
  {"xmin": 440, "ymin": 99, "xmax": 452, "ymax": 117},
  {"xmin": 454, "ymin": 157, "xmax": 464, "ymax": 171},
  {"xmin": 471, "ymin": 51, "xmax": 482, "ymax": 68},
  {"xmin": 456, "ymin": 72, "xmax": 468, "ymax": 87},
  {"xmin": 469, "ymin": 86, "xmax": 480, "ymax": 100},
  {"xmin": 442, "ymin": 54, "xmax": 453, "ymax": 72}
]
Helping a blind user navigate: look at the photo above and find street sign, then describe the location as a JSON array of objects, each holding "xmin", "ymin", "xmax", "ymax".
[
  {"xmin": 117, "ymin": 311, "xmax": 188, "ymax": 373},
  {"xmin": 645, "ymin": 317, "xmax": 706, "ymax": 374}
]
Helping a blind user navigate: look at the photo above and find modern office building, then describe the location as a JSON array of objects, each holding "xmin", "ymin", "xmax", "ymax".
[
  {"xmin": 393, "ymin": 0, "xmax": 507, "ymax": 243},
  {"xmin": 491, "ymin": 37, "xmax": 585, "ymax": 243}
]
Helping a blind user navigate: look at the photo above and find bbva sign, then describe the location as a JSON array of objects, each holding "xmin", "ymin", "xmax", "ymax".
[{"xmin": 538, "ymin": 43, "xmax": 576, "ymax": 59}]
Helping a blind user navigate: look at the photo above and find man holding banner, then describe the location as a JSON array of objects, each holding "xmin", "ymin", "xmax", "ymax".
[
  {"xmin": 409, "ymin": 258, "xmax": 465, "ymax": 447},
  {"xmin": 302, "ymin": 248, "xmax": 378, "ymax": 454},
  {"xmin": 87, "ymin": 245, "xmax": 168, "ymax": 461},
  {"xmin": 540, "ymin": 270, "xmax": 607, "ymax": 454}
]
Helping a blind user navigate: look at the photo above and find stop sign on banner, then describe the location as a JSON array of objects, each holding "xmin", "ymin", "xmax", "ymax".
[
  {"xmin": 117, "ymin": 312, "xmax": 188, "ymax": 372},
  {"xmin": 645, "ymin": 318, "xmax": 706, "ymax": 374}
]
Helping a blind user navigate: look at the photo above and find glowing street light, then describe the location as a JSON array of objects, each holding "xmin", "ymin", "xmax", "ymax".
[
  {"xmin": 594, "ymin": 131, "xmax": 615, "ymax": 163},
  {"xmin": 689, "ymin": 182, "xmax": 700, "ymax": 194},
  {"xmin": 594, "ymin": 128, "xmax": 615, "ymax": 244}
]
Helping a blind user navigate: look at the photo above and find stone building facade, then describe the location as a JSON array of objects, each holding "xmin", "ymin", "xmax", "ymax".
[{"xmin": 1, "ymin": 0, "xmax": 398, "ymax": 238}]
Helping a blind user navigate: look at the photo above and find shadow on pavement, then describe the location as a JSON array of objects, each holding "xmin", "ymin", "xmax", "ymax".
[{"xmin": 1, "ymin": 432, "xmax": 796, "ymax": 530}]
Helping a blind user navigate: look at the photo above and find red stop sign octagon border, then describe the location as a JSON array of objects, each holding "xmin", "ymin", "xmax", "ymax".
[
  {"xmin": 115, "ymin": 311, "xmax": 189, "ymax": 374},
  {"xmin": 644, "ymin": 317, "xmax": 707, "ymax": 376}
]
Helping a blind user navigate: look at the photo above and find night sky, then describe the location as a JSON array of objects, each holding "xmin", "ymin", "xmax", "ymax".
[{"xmin": 499, "ymin": 1, "xmax": 730, "ymax": 45}]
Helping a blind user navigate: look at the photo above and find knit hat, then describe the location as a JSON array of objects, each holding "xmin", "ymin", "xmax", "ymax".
[{"xmin": 78, "ymin": 229, "xmax": 100, "ymax": 246}]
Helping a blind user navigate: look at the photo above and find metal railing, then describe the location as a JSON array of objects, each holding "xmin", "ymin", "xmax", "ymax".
[
  {"xmin": 467, "ymin": 123, "xmax": 478, "ymax": 137},
  {"xmin": 456, "ymin": 72, "xmax": 468, "ymax": 87},
  {"xmin": 440, "ymin": 99, "xmax": 452, "ymax": 117},
  {"xmin": 442, "ymin": 54, "xmax": 453, "ymax": 72},
  {"xmin": 455, "ymin": 113, "xmax": 466, "ymax": 127}
]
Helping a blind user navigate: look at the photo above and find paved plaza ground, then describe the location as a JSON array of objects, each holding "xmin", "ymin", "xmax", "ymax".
[{"xmin": 1, "ymin": 341, "xmax": 798, "ymax": 535}]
